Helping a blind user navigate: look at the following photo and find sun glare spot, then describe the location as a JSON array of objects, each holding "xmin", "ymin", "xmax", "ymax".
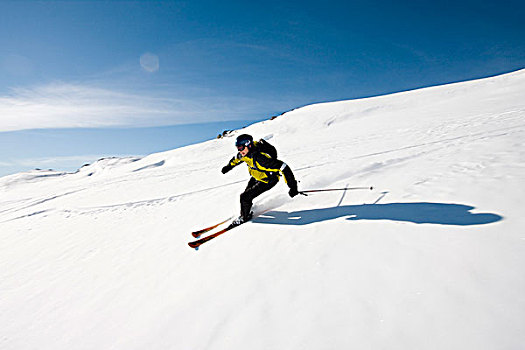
[{"xmin": 140, "ymin": 53, "xmax": 159, "ymax": 73}]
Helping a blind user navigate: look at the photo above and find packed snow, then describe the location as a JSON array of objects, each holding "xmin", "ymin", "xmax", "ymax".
[{"xmin": 1, "ymin": 70, "xmax": 524, "ymax": 349}]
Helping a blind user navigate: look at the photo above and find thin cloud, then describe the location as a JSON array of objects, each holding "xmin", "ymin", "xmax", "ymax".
[{"xmin": 0, "ymin": 82, "xmax": 264, "ymax": 132}]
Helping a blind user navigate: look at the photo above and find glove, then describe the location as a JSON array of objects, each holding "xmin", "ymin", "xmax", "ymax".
[
  {"xmin": 221, "ymin": 165, "xmax": 233, "ymax": 174},
  {"xmin": 288, "ymin": 187, "xmax": 299, "ymax": 198}
]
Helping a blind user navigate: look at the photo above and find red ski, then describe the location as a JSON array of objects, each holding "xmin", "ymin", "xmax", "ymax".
[
  {"xmin": 189, "ymin": 207, "xmax": 273, "ymax": 250},
  {"xmin": 191, "ymin": 217, "xmax": 233, "ymax": 238},
  {"xmin": 188, "ymin": 220, "xmax": 246, "ymax": 250}
]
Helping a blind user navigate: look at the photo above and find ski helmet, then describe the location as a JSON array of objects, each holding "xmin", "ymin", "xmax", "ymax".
[{"xmin": 235, "ymin": 134, "xmax": 253, "ymax": 150}]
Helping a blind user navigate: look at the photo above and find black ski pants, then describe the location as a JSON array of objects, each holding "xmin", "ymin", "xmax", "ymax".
[{"xmin": 240, "ymin": 176, "xmax": 279, "ymax": 218}]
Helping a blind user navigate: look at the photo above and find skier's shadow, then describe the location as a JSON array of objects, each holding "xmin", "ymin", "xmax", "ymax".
[{"xmin": 253, "ymin": 202, "xmax": 502, "ymax": 226}]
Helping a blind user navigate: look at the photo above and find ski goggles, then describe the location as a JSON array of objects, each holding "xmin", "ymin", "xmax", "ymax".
[{"xmin": 236, "ymin": 141, "xmax": 251, "ymax": 151}]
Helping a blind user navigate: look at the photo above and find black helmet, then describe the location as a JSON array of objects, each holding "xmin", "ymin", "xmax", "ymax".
[{"xmin": 235, "ymin": 134, "xmax": 253, "ymax": 149}]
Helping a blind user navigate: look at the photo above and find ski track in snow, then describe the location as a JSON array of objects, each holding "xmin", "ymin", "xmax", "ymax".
[{"xmin": 1, "ymin": 70, "xmax": 524, "ymax": 350}]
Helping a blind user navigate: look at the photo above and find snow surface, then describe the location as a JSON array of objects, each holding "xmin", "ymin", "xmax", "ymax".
[{"xmin": 1, "ymin": 70, "xmax": 524, "ymax": 350}]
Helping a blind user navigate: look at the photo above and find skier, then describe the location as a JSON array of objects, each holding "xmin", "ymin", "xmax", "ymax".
[{"xmin": 221, "ymin": 134, "xmax": 299, "ymax": 224}]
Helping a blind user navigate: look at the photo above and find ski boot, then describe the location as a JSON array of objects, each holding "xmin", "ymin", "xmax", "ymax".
[{"xmin": 232, "ymin": 211, "xmax": 253, "ymax": 226}]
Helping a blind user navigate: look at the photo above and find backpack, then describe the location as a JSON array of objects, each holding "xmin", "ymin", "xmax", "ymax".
[{"xmin": 256, "ymin": 139, "xmax": 277, "ymax": 159}]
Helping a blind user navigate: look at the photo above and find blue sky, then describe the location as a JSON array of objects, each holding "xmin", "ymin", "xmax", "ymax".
[{"xmin": 1, "ymin": 0, "xmax": 524, "ymax": 177}]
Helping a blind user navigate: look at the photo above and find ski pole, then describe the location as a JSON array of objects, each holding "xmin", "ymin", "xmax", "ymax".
[{"xmin": 300, "ymin": 186, "xmax": 373, "ymax": 195}]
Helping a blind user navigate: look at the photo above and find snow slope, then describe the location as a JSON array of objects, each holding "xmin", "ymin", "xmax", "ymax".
[{"xmin": 1, "ymin": 70, "xmax": 524, "ymax": 350}]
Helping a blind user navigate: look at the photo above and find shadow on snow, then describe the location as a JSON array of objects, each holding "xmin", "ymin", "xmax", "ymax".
[{"xmin": 253, "ymin": 202, "xmax": 503, "ymax": 226}]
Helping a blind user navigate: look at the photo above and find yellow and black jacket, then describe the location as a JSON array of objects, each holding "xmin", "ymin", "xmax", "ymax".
[{"xmin": 224, "ymin": 141, "xmax": 297, "ymax": 189}]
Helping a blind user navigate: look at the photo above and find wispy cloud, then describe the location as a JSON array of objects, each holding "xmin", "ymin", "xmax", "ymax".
[{"xmin": 0, "ymin": 82, "xmax": 266, "ymax": 132}]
